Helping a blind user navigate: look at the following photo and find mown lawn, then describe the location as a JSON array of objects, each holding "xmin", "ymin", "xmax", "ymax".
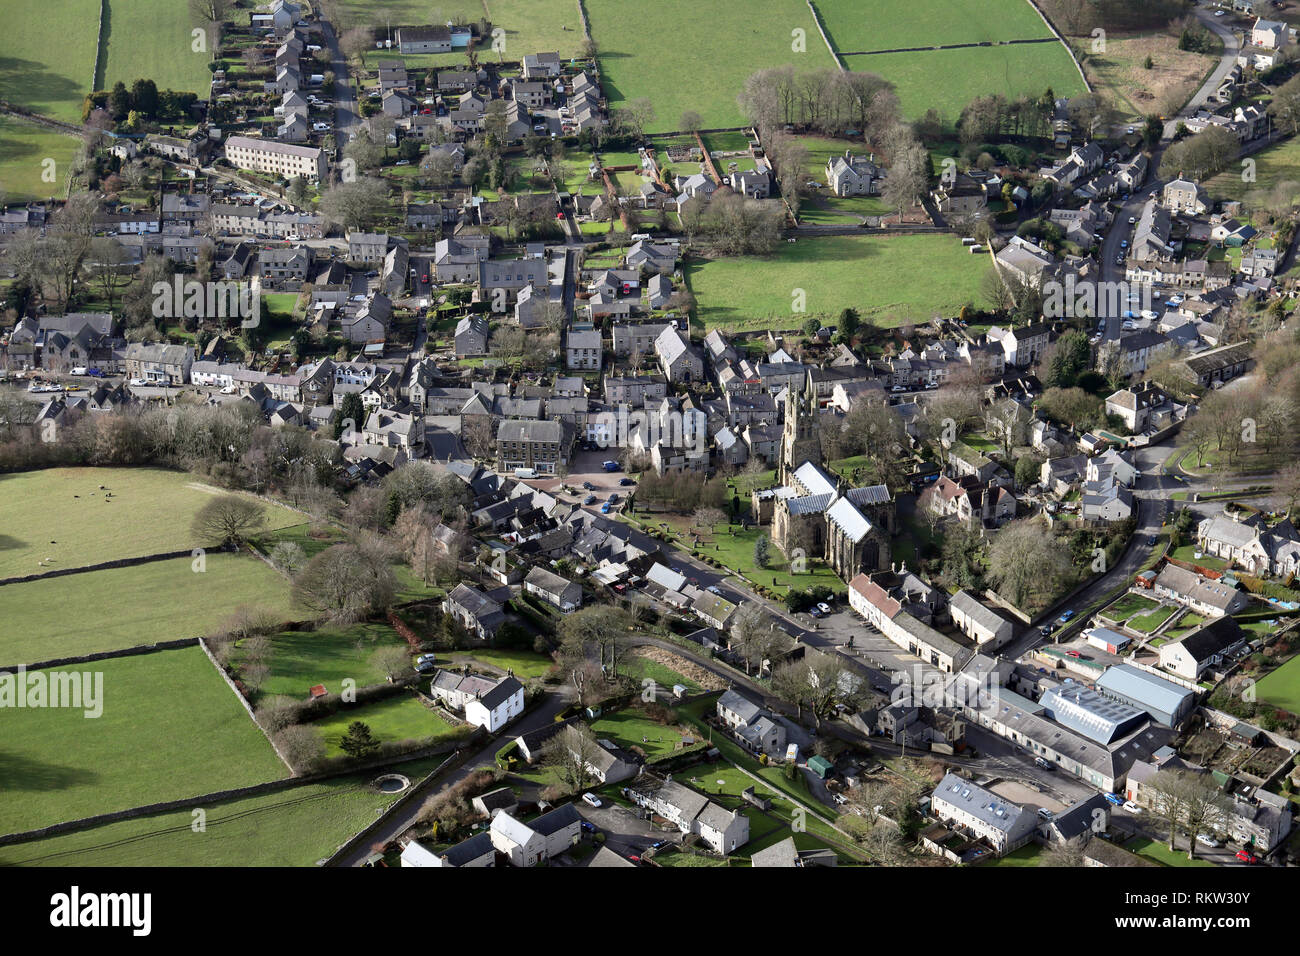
[
  {"xmin": 0, "ymin": 467, "xmax": 300, "ymax": 579},
  {"xmin": 1123, "ymin": 836, "xmax": 1215, "ymax": 867},
  {"xmin": 0, "ymin": 755, "xmax": 447, "ymax": 866},
  {"xmin": 1256, "ymin": 653, "xmax": 1300, "ymax": 715},
  {"xmin": 1128, "ymin": 605, "xmax": 1177, "ymax": 634},
  {"xmin": 0, "ymin": 0, "xmax": 100, "ymax": 122},
  {"xmin": 0, "ymin": 554, "xmax": 294, "ymax": 667},
  {"xmin": 589, "ymin": 707, "xmax": 691, "ymax": 759},
  {"xmin": 686, "ymin": 234, "xmax": 991, "ymax": 331},
  {"xmin": 0, "ymin": 647, "xmax": 287, "ymax": 835},
  {"xmin": 446, "ymin": 648, "xmax": 555, "ymax": 680},
  {"xmin": 309, "ymin": 693, "xmax": 468, "ymax": 757},
  {"xmin": 588, "ymin": 0, "xmax": 832, "ymax": 131},
  {"xmin": 0, "ymin": 116, "xmax": 78, "ymax": 202},
  {"xmin": 242, "ymin": 622, "xmax": 412, "ymax": 705},
  {"xmin": 1105, "ymin": 593, "xmax": 1161, "ymax": 620}
]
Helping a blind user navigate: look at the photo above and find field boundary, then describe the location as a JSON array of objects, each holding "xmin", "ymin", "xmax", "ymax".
[
  {"xmin": 0, "ymin": 636, "xmax": 198, "ymax": 676},
  {"xmin": 0, "ymin": 740, "xmax": 465, "ymax": 849},
  {"xmin": 806, "ymin": 1, "xmax": 845, "ymax": 71},
  {"xmin": 0, "ymin": 547, "xmax": 194, "ymax": 588},
  {"xmin": 839, "ymin": 37, "xmax": 1063, "ymax": 57},
  {"xmin": 1023, "ymin": 0, "xmax": 1093, "ymax": 93},
  {"xmin": 91, "ymin": 0, "xmax": 108, "ymax": 96},
  {"xmin": 196, "ymin": 635, "xmax": 296, "ymax": 773}
]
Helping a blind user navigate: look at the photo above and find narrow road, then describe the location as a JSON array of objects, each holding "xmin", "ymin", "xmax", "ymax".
[{"xmin": 331, "ymin": 688, "xmax": 574, "ymax": 867}]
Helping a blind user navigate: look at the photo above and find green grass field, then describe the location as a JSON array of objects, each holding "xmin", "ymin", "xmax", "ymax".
[
  {"xmin": 686, "ymin": 233, "xmax": 991, "ymax": 330},
  {"xmin": 1255, "ymin": 654, "xmax": 1300, "ymax": 715},
  {"xmin": 0, "ymin": 116, "xmax": 78, "ymax": 202},
  {"xmin": 619, "ymin": 652, "xmax": 701, "ymax": 692},
  {"xmin": 1205, "ymin": 135, "xmax": 1300, "ymax": 208},
  {"xmin": 851, "ymin": 43, "xmax": 1085, "ymax": 121},
  {"xmin": 335, "ymin": 0, "xmax": 585, "ymax": 58},
  {"xmin": 0, "ymin": 554, "xmax": 293, "ymax": 667},
  {"xmin": 589, "ymin": 708, "xmax": 689, "ymax": 759},
  {"xmin": 588, "ymin": 0, "xmax": 832, "ymax": 131},
  {"xmin": 1128, "ymin": 605, "xmax": 1177, "ymax": 633},
  {"xmin": 0, "ymin": 756, "xmax": 447, "ymax": 866},
  {"xmin": 816, "ymin": 0, "xmax": 1053, "ymax": 53},
  {"xmin": 1105, "ymin": 592, "xmax": 1161, "ymax": 621},
  {"xmin": 0, "ymin": 647, "xmax": 287, "ymax": 835},
  {"xmin": 0, "ymin": 0, "xmax": 99, "ymax": 122},
  {"xmin": 100, "ymin": 0, "xmax": 212, "ymax": 95},
  {"xmin": 0, "ymin": 467, "xmax": 300, "ymax": 579},
  {"xmin": 446, "ymin": 648, "xmax": 555, "ymax": 679},
  {"xmin": 310, "ymin": 693, "xmax": 467, "ymax": 756},
  {"xmin": 243, "ymin": 622, "xmax": 412, "ymax": 704}
]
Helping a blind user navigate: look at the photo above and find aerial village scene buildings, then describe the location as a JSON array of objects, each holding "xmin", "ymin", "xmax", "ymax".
[{"xmin": 4, "ymin": 0, "xmax": 1300, "ymax": 886}]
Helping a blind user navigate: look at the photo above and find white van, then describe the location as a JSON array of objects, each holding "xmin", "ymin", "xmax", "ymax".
[
  {"xmin": 70, "ymin": 366, "xmax": 88, "ymax": 376},
  {"xmin": 513, "ymin": 467, "xmax": 537, "ymax": 479}
]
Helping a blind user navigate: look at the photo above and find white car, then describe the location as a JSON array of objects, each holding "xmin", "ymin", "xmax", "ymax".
[
  {"xmin": 1037, "ymin": 808, "xmax": 1054, "ymax": 820},
  {"xmin": 1196, "ymin": 833, "xmax": 1221, "ymax": 848},
  {"xmin": 817, "ymin": 602, "xmax": 832, "ymax": 615},
  {"xmin": 581, "ymin": 792, "xmax": 602, "ymax": 808},
  {"xmin": 1122, "ymin": 800, "xmax": 1142, "ymax": 814},
  {"xmin": 220, "ymin": 385, "xmax": 238, "ymax": 395},
  {"xmin": 128, "ymin": 378, "xmax": 149, "ymax": 387}
]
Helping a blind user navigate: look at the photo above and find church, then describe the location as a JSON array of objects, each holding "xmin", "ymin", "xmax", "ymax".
[{"xmin": 754, "ymin": 388, "xmax": 895, "ymax": 582}]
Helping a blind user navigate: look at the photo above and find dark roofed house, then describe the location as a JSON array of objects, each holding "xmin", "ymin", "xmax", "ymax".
[
  {"xmin": 1158, "ymin": 617, "xmax": 1247, "ymax": 680},
  {"xmin": 443, "ymin": 583, "xmax": 505, "ymax": 641}
]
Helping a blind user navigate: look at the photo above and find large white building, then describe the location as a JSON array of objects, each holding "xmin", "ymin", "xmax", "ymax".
[{"xmin": 224, "ymin": 135, "xmax": 326, "ymax": 180}]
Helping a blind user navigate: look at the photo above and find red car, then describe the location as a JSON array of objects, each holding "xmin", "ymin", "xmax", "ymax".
[
  {"xmin": 1236, "ymin": 850, "xmax": 1259, "ymax": 864},
  {"xmin": 1066, "ymin": 650, "xmax": 1081, "ymax": 658}
]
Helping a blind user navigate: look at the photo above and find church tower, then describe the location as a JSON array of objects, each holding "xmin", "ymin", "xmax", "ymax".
[{"xmin": 779, "ymin": 384, "xmax": 821, "ymax": 485}]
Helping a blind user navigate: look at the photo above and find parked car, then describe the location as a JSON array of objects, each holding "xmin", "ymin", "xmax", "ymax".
[
  {"xmin": 582, "ymin": 481, "xmax": 596, "ymax": 490},
  {"xmin": 413, "ymin": 653, "xmax": 438, "ymax": 674},
  {"xmin": 70, "ymin": 366, "xmax": 88, "ymax": 376},
  {"xmin": 1196, "ymin": 833, "xmax": 1221, "ymax": 848},
  {"xmin": 583, "ymin": 494, "xmax": 596, "ymax": 506},
  {"xmin": 607, "ymin": 493, "xmax": 619, "ymax": 504},
  {"xmin": 128, "ymin": 378, "xmax": 149, "ymax": 387},
  {"xmin": 1057, "ymin": 610, "xmax": 1075, "ymax": 625},
  {"xmin": 580, "ymin": 821, "xmax": 596, "ymax": 833},
  {"xmin": 619, "ymin": 477, "xmax": 637, "ymax": 486},
  {"xmin": 1104, "ymin": 792, "xmax": 1124, "ymax": 806},
  {"xmin": 220, "ymin": 385, "xmax": 238, "ymax": 395},
  {"xmin": 602, "ymin": 460, "xmax": 620, "ymax": 472},
  {"xmin": 581, "ymin": 792, "xmax": 602, "ymax": 808},
  {"xmin": 1236, "ymin": 850, "xmax": 1258, "ymax": 864},
  {"xmin": 600, "ymin": 502, "xmax": 611, "ymax": 514},
  {"xmin": 817, "ymin": 602, "xmax": 832, "ymax": 615},
  {"xmin": 1122, "ymin": 800, "xmax": 1142, "ymax": 814},
  {"xmin": 1037, "ymin": 808, "xmax": 1054, "ymax": 820},
  {"xmin": 1034, "ymin": 757, "xmax": 1054, "ymax": 771}
]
